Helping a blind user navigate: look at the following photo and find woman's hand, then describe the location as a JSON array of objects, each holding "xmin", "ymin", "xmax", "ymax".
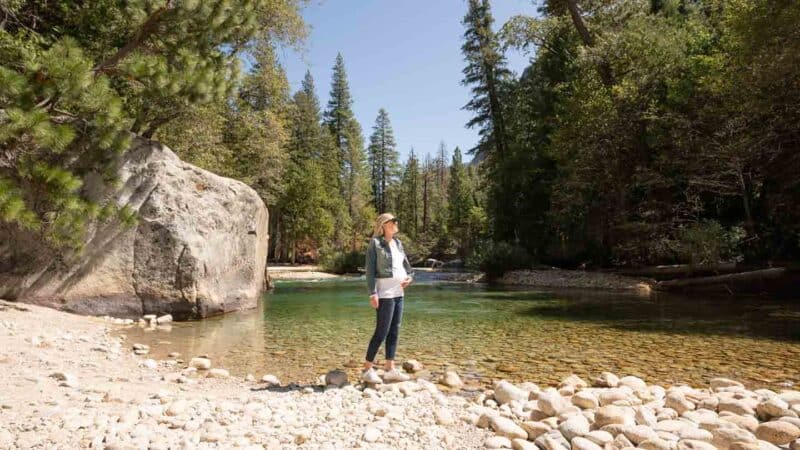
[
  {"xmin": 369, "ymin": 294, "xmax": 379, "ymax": 309},
  {"xmin": 400, "ymin": 277, "xmax": 412, "ymax": 288}
]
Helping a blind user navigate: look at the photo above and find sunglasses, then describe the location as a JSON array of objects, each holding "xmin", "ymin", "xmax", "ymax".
[{"xmin": 384, "ymin": 218, "xmax": 399, "ymax": 224}]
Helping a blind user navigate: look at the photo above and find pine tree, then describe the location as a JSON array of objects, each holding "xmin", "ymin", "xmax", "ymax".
[
  {"xmin": 448, "ymin": 147, "xmax": 475, "ymax": 256},
  {"xmin": 461, "ymin": 0, "xmax": 511, "ymax": 161},
  {"xmin": 228, "ymin": 42, "xmax": 291, "ymax": 208},
  {"xmin": 279, "ymin": 70, "xmax": 345, "ymax": 259},
  {"xmin": 0, "ymin": 0, "xmax": 306, "ymax": 250},
  {"xmin": 397, "ymin": 149, "xmax": 421, "ymax": 238},
  {"xmin": 323, "ymin": 53, "xmax": 354, "ymax": 198},
  {"xmin": 343, "ymin": 119, "xmax": 374, "ymax": 250},
  {"xmin": 367, "ymin": 109, "xmax": 400, "ymax": 213},
  {"xmin": 421, "ymin": 155, "xmax": 434, "ymax": 234},
  {"xmin": 436, "ymin": 141, "xmax": 449, "ymax": 191},
  {"xmin": 323, "ymin": 53, "xmax": 372, "ymax": 249},
  {"xmin": 240, "ymin": 43, "xmax": 291, "ymax": 114}
]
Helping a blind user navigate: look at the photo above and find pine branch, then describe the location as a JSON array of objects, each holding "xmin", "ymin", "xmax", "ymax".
[
  {"xmin": 142, "ymin": 112, "xmax": 181, "ymax": 138},
  {"xmin": 93, "ymin": 1, "xmax": 175, "ymax": 76}
]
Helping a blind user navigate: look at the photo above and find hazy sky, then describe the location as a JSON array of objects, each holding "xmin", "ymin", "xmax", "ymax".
[{"xmin": 278, "ymin": 0, "xmax": 536, "ymax": 164}]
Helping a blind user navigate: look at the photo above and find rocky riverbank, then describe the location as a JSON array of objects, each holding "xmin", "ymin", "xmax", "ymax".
[
  {"xmin": 3, "ymin": 299, "xmax": 798, "ymax": 450},
  {"xmin": 269, "ymin": 264, "xmax": 648, "ymax": 291},
  {"xmin": 268, "ymin": 265, "xmax": 351, "ymax": 281},
  {"xmin": 499, "ymin": 269, "xmax": 652, "ymax": 293},
  {"xmin": 267, "ymin": 265, "xmax": 484, "ymax": 283},
  {"xmin": 468, "ymin": 373, "xmax": 800, "ymax": 450},
  {"xmin": 0, "ymin": 299, "xmax": 488, "ymax": 449}
]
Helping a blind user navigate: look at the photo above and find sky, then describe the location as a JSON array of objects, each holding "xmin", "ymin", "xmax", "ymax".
[{"xmin": 277, "ymin": 0, "xmax": 536, "ymax": 164}]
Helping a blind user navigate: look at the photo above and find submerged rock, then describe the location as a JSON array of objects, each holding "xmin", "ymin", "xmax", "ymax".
[
  {"xmin": 189, "ymin": 357, "xmax": 211, "ymax": 370},
  {"xmin": 261, "ymin": 374, "xmax": 280, "ymax": 386},
  {"xmin": 324, "ymin": 369, "xmax": 348, "ymax": 387},
  {"xmin": 441, "ymin": 371, "xmax": 463, "ymax": 389},
  {"xmin": 402, "ymin": 359, "xmax": 423, "ymax": 373}
]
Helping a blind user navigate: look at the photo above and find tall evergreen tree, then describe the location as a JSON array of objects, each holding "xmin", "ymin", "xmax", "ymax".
[
  {"xmin": 397, "ymin": 149, "xmax": 421, "ymax": 238},
  {"xmin": 343, "ymin": 119, "xmax": 374, "ymax": 250},
  {"xmin": 436, "ymin": 141, "xmax": 449, "ymax": 191},
  {"xmin": 240, "ymin": 43, "xmax": 291, "ymax": 114},
  {"xmin": 323, "ymin": 53, "xmax": 354, "ymax": 198},
  {"xmin": 421, "ymin": 155, "xmax": 434, "ymax": 233},
  {"xmin": 461, "ymin": 0, "xmax": 511, "ymax": 161},
  {"xmin": 277, "ymin": 70, "xmax": 341, "ymax": 262},
  {"xmin": 228, "ymin": 41, "xmax": 291, "ymax": 208},
  {"xmin": 367, "ymin": 108, "xmax": 400, "ymax": 213},
  {"xmin": 448, "ymin": 147, "xmax": 480, "ymax": 257},
  {"xmin": 448, "ymin": 148, "xmax": 473, "ymax": 236},
  {"xmin": 322, "ymin": 53, "xmax": 372, "ymax": 249},
  {"xmin": 463, "ymin": 0, "xmax": 528, "ymax": 249}
]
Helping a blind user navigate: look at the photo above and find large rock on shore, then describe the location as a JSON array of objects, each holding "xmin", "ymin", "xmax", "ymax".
[{"xmin": 0, "ymin": 138, "xmax": 269, "ymax": 319}]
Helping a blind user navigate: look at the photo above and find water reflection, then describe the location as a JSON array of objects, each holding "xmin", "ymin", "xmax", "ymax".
[
  {"xmin": 120, "ymin": 280, "xmax": 800, "ymax": 390},
  {"xmin": 518, "ymin": 289, "xmax": 800, "ymax": 341}
]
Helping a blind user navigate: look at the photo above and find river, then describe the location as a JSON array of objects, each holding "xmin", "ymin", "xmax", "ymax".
[{"xmin": 120, "ymin": 277, "xmax": 800, "ymax": 390}]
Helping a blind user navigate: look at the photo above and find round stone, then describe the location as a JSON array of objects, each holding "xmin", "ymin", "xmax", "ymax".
[
  {"xmin": 755, "ymin": 421, "xmax": 800, "ymax": 445},
  {"xmin": 490, "ymin": 416, "xmax": 528, "ymax": 440},
  {"xmin": 189, "ymin": 357, "xmax": 211, "ymax": 370},
  {"xmin": 572, "ymin": 436, "xmax": 603, "ymax": 450},
  {"xmin": 485, "ymin": 436, "xmax": 512, "ymax": 449},
  {"xmin": 363, "ymin": 427, "xmax": 381, "ymax": 443},
  {"xmin": 595, "ymin": 405, "xmax": 631, "ymax": 428}
]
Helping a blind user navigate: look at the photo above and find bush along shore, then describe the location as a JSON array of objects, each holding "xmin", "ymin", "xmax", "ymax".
[{"xmin": 2, "ymin": 300, "xmax": 799, "ymax": 450}]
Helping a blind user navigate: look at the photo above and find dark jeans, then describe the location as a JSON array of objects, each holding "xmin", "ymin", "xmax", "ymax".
[{"xmin": 365, "ymin": 296, "xmax": 403, "ymax": 362}]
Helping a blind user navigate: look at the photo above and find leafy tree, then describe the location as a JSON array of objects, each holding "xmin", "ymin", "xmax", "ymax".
[{"xmin": 484, "ymin": 0, "xmax": 800, "ymax": 267}]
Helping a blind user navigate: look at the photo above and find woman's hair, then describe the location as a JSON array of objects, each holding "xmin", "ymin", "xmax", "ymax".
[{"xmin": 372, "ymin": 213, "xmax": 396, "ymax": 237}]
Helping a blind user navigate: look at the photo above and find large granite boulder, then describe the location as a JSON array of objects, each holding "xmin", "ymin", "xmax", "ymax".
[{"xmin": 0, "ymin": 138, "xmax": 269, "ymax": 319}]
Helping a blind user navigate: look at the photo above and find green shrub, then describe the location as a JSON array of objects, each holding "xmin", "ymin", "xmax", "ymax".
[
  {"xmin": 319, "ymin": 247, "xmax": 365, "ymax": 274},
  {"xmin": 466, "ymin": 240, "xmax": 533, "ymax": 279},
  {"xmin": 673, "ymin": 221, "xmax": 745, "ymax": 266}
]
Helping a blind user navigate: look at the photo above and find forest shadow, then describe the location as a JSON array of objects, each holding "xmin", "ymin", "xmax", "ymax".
[{"xmin": 517, "ymin": 290, "xmax": 800, "ymax": 342}]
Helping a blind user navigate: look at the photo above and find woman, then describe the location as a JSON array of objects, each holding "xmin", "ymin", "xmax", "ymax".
[{"xmin": 361, "ymin": 213, "xmax": 414, "ymax": 384}]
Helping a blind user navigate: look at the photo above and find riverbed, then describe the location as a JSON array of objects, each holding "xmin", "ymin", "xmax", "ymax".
[{"xmin": 120, "ymin": 279, "xmax": 800, "ymax": 391}]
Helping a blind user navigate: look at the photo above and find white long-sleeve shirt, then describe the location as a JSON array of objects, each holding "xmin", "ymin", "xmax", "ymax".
[{"xmin": 375, "ymin": 238, "xmax": 408, "ymax": 298}]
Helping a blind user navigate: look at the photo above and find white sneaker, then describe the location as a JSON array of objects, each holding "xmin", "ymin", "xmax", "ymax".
[
  {"xmin": 382, "ymin": 368, "xmax": 411, "ymax": 382},
  {"xmin": 361, "ymin": 368, "xmax": 382, "ymax": 384}
]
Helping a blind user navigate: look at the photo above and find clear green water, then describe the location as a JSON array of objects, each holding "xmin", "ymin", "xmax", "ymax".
[{"xmin": 121, "ymin": 279, "xmax": 800, "ymax": 390}]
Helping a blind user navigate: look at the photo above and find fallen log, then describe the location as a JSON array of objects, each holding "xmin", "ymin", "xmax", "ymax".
[
  {"xmin": 653, "ymin": 267, "xmax": 790, "ymax": 294},
  {"xmin": 612, "ymin": 262, "xmax": 739, "ymax": 280}
]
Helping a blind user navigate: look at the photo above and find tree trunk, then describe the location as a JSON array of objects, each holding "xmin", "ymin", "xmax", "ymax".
[
  {"xmin": 562, "ymin": 0, "xmax": 615, "ymax": 87},
  {"xmin": 738, "ymin": 169, "xmax": 756, "ymax": 236},
  {"xmin": 93, "ymin": 1, "xmax": 175, "ymax": 75},
  {"xmin": 422, "ymin": 172, "xmax": 429, "ymax": 232},
  {"xmin": 273, "ymin": 215, "xmax": 283, "ymax": 262},
  {"xmin": 613, "ymin": 262, "xmax": 739, "ymax": 280},
  {"xmin": 484, "ymin": 65, "xmax": 508, "ymax": 157}
]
